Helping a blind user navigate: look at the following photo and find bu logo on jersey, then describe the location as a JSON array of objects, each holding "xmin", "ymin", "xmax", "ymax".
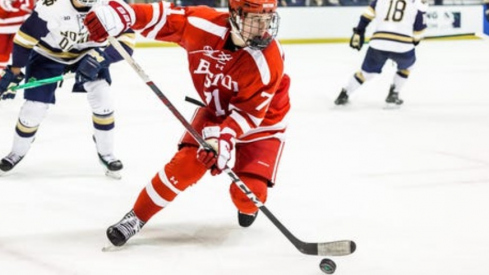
[
  {"xmin": 190, "ymin": 46, "xmax": 232, "ymax": 64},
  {"xmin": 192, "ymin": 46, "xmax": 238, "ymax": 92}
]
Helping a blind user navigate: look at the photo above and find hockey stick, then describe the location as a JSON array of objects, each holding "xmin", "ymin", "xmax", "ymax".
[
  {"xmin": 10, "ymin": 73, "xmax": 75, "ymax": 91},
  {"xmin": 108, "ymin": 36, "xmax": 356, "ymax": 256}
]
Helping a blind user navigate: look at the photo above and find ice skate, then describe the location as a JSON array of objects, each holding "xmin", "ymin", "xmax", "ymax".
[
  {"xmin": 385, "ymin": 85, "xmax": 403, "ymax": 108},
  {"xmin": 98, "ymin": 153, "xmax": 123, "ymax": 179},
  {"xmin": 238, "ymin": 211, "xmax": 258, "ymax": 227},
  {"xmin": 0, "ymin": 153, "xmax": 24, "ymax": 175},
  {"xmin": 334, "ymin": 89, "xmax": 349, "ymax": 105},
  {"xmin": 106, "ymin": 210, "xmax": 145, "ymax": 247}
]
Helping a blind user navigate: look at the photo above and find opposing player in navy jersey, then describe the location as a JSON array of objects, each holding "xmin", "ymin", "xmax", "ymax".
[
  {"xmin": 335, "ymin": 0, "xmax": 427, "ymax": 107},
  {"xmin": 484, "ymin": 0, "xmax": 489, "ymax": 22},
  {"xmin": 0, "ymin": 0, "xmax": 135, "ymax": 179}
]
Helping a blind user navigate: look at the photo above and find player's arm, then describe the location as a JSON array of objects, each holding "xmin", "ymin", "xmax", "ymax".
[
  {"xmin": 412, "ymin": 10, "xmax": 427, "ymax": 46},
  {"xmin": 11, "ymin": 10, "xmax": 48, "ymax": 70},
  {"xmin": 83, "ymin": 0, "xmax": 136, "ymax": 42},
  {"xmin": 102, "ymin": 29, "xmax": 136, "ymax": 64},
  {"xmin": 350, "ymin": 0, "xmax": 375, "ymax": 51},
  {"xmin": 0, "ymin": 0, "xmax": 19, "ymax": 12},
  {"xmin": 76, "ymin": 28, "xmax": 136, "ymax": 83},
  {"xmin": 0, "ymin": 9, "xmax": 47, "ymax": 97},
  {"xmin": 198, "ymin": 77, "xmax": 282, "ymax": 175},
  {"xmin": 85, "ymin": 0, "xmax": 192, "ymax": 46},
  {"xmin": 221, "ymin": 50, "xmax": 285, "ymax": 141}
]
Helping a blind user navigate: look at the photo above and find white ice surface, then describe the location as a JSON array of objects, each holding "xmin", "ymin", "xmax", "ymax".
[{"xmin": 1, "ymin": 39, "xmax": 489, "ymax": 275}]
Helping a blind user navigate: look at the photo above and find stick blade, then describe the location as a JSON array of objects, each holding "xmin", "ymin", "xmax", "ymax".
[{"xmin": 317, "ymin": 240, "xmax": 356, "ymax": 256}]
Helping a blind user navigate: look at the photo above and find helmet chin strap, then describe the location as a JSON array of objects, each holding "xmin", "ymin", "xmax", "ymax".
[{"xmin": 229, "ymin": 17, "xmax": 247, "ymax": 48}]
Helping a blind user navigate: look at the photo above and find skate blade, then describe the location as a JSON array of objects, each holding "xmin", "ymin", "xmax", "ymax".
[
  {"xmin": 333, "ymin": 103, "xmax": 349, "ymax": 108},
  {"xmin": 102, "ymin": 243, "xmax": 123, "ymax": 252},
  {"xmin": 105, "ymin": 170, "xmax": 122, "ymax": 180},
  {"xmin": 383, "ymin": 103, "xmax": 402, "ymax": 110}
]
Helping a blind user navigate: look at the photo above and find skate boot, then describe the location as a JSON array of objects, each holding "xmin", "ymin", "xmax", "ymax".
[
  {"xmin": 106, "ymin": 210, "xmax": 145, "ymax": 247},
  {"xmin": 0, "ymin": 153, "xmax": 24, "ymax": 175},
  {"xmin": 334, "ymin": 89, "xmax": 349, "ymax": 105},
  {"xmin": 238, "ymin": 211, "xmax": 258, "ymax": 227},
  {"xmin": 385, "ymin": 85, "xmax": 403, "ymax": 108},
  {"xmin": 98, "ymin": 153, "xmax": 123, "ymax": 179}
]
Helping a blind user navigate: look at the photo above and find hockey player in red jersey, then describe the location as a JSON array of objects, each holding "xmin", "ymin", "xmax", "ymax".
[
  {"xmin": 0, "ymin": 0, "xmax": 35, "ymax": 71},
  {"xmin": 83, "ymin": 0, "xmax": 291, "ymax": 246}
]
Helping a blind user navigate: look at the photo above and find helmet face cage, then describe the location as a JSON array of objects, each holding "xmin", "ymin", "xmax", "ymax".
[
  {"xmin": 76, "ymin": 0, "xmax": 99, "ymax": 7},
  {"xmin": 231, "ymin": 11, "xmax": 279, "ymax": 50}
]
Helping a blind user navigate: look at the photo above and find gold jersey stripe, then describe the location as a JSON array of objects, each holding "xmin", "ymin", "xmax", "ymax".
[
  {"xmin": 117, "ymin": 33, "xmax": 137, "ymax": 49},
  {"xmin": 355, "ymin": 71, "xmax": 365, "ymax": 83},
  {"xmin": 14, "ymin": 30, "xmax": 38, "ymax": 48},
  {"xmin": 16, "ymin": 121, "xmax": 38, "ymax": 134},
  {"xmin": 371, "ymin": 32, "xmax": 413, "ymax": 43},
  {"xmin": 362, "ymin": 6, "xmax": 375, "ymax": 20},
  {"xmin": 92, "ymin": 115, "xmax": 115, "ymax": 125},
  {"xmin": 398, "ymin": 69, "xmax": 410, "ymax": 77},
  {"xmin": 36, "ymin": 44, "xmax": 90, "ymax": 59}
]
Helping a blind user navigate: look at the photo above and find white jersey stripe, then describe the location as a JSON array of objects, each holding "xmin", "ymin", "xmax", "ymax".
[
  {"xmin": 239, "ymin": 117, "xmax": 288, "ymax": 139},
  {"xmin": 188, "ymin": 16, "xmax": 228, "ymax": 39},
  {"xmin": 244, "ymin": 47, "xmax": 271, "ymax": 85},
  {"xmin": 140, "ymin": 2, "xmax": 161, "ymax": 33},
  {"xmin": 145, "ymin": 181, "xmax": 170, "ymax": 207},
  {"xmin": 147, "ymin": 1, "xmax": 171, "ymax": 39},
  {"xmin": 0, "ymin": 15, "xmax": 29, "ymax": 24},
  {"xmin": 229, "ymin": 109, "xmax": 252, "ymax": 133}
]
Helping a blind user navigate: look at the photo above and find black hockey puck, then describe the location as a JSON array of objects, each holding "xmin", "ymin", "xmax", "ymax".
[{"xmin": 319, "ymin": 258, "xmax": 336, "ymax": 274}]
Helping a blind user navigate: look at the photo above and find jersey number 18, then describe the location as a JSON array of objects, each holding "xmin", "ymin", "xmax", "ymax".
[{"xmin": 384, "ymin": 0, "xmax": 407, "ymax": 22}]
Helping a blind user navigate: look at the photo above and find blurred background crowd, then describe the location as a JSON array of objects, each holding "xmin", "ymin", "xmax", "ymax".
[{"xmin": 128, "ymin": 0, "xmax": 483, "ymax": 8}]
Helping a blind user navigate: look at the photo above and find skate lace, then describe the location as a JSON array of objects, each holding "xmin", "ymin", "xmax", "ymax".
[{"xmin": 116, "ymin": 211, "xmax": 144, "ymax": 239}]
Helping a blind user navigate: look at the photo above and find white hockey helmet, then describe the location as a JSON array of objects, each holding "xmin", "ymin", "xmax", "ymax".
[{"xmin": 75, "ymin": 0, "xmax": 99, "ymax": 7}]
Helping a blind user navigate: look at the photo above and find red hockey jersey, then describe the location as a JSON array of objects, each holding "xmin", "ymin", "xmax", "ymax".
[
  {"xmin": 0, "ymin": 0, "xmax": 35, "ymax": 34},
  {"xmin": 131, "ymin": 2, "xmax": 290, "ymax": 142}
]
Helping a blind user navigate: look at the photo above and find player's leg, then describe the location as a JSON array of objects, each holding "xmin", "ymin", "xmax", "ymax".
[
  {"xmin": 83, "ymin": 74, "xmax": 123, "ymax": 178},
  {"xmin": 0, "ymin": 53, "xmax": 61, "ymax": 174},
  {"xmin": 335, "ymin": 47, "xmax": 387, "ymax": 105},
  {"xmin": 230, "ymin": 174, "xmax": 269, "ymax": 227},
  {"xmin": 0, "ymin": 100, "xmax": 49, "ymax": 174},
  {"xmin": 106, "ymin": 108, "xmax": 215, "ymax": 246},
  {"xmin": 231, "ymin": 136, "xmax": 285, "ymax": 227},
  {"xmin": 106, "ymin": 145, "xmax": 208, "ymax": 246},
  {"xmin": 386, "ymin": 49, "xmax": 416, "ymax": 105}
]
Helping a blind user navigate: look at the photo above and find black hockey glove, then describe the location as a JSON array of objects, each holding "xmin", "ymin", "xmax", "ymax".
[
  {"xmin": 76, "ymin": 48, "xmax": 111, "ymax": 83},
  {"xmin": 0, "ymin": 66, "xmax": 25, "ymax": 100},
  {"xmin": 349, "ymin": 28, "xmax": 365, "ymax": 51}
]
